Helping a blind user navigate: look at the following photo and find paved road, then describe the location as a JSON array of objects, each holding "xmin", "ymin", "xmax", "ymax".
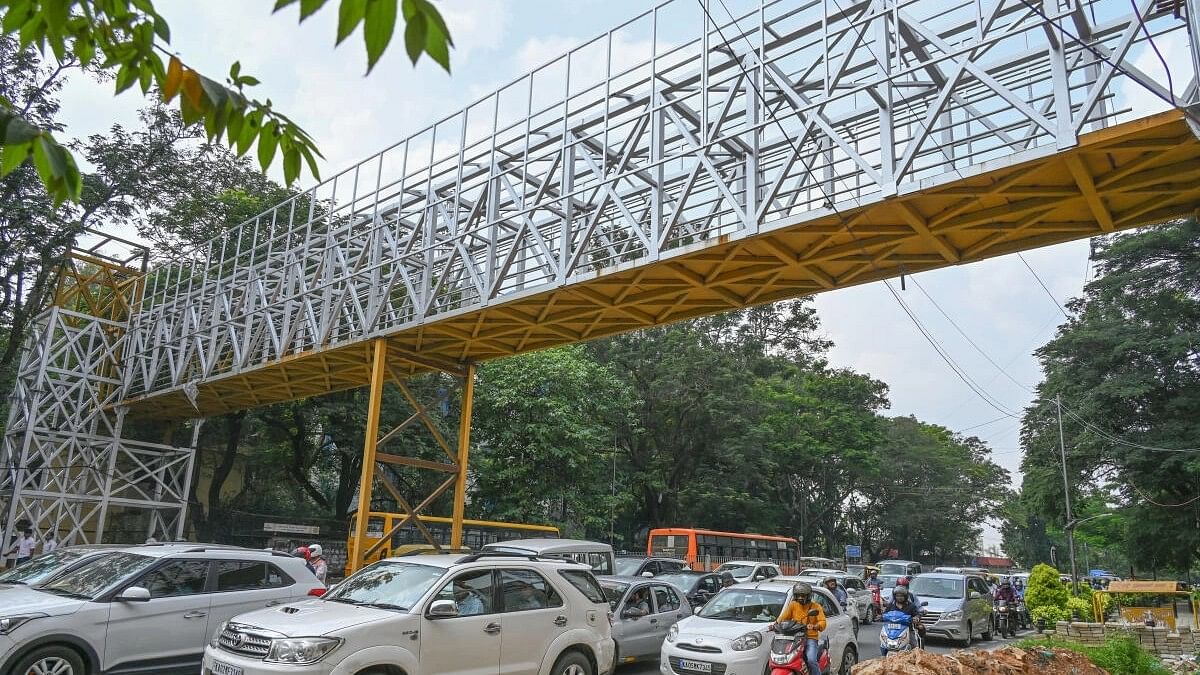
[{"xmin": 617, "ymin": 626, "xmax": 1036, "ymax": 674}]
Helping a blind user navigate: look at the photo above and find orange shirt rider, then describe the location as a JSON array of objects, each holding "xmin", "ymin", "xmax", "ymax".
[{"xmin": 776, "ymin": 595, "xmax": 827, "ymax": 640}]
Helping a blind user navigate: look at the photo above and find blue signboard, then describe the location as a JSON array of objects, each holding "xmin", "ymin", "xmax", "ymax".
[{"xmin": 845, "ymin": 545, "xmax": 862, "ymax": 558}]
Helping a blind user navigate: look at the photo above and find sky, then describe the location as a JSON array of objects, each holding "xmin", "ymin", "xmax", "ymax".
[{"xmin": 52, "ymin": 0, "xmax": 1190, "ymax": 550}]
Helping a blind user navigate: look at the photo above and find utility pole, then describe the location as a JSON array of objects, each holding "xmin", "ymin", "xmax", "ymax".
[{"xmin": 1056, "ymin": 395, "xmax": 1080, "ymax": 596}]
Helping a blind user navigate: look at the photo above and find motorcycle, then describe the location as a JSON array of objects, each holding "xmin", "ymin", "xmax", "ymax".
[
  {"xmin": 769, "ymin": 611, "xmax": 831, "ymax": 675},
  {"xmin": 1013, "ymin": 598, "xmax": 1030, "ymax": 630},
  {"xmin": 994, "ymin": 599, "xmax": 1013, "ymax": 639},
  {"xmin": 868, "ymin": 585, "xmax": 882, "ymax": 623},
  {"xmin": 879, "ymin": 609, "xmax": 921, "ymax": 656}
]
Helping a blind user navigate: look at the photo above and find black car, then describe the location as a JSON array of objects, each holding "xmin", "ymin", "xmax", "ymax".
[
  {"xmin": 652, "ymin": 570, "xmax": 723, "ymax": 607},
  {"xmin": 614, "ymin": 556, "xmax": 690, "ymax": 577}
]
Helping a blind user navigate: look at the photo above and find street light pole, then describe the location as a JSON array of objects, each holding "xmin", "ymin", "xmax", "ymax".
[{"xmin": 1055, "ymin": 395, "xmax": 1080, "ymax": 595}]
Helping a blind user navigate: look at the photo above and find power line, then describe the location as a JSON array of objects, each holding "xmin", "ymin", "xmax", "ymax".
[{"xmin": 1018, "ymin": 253, "xmax": 1071, "ymax": 319}]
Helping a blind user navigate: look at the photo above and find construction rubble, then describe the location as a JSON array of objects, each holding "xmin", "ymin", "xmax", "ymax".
[{"xmin": 852, "ymin": 647, "xmax": 1106, "ymax": 674}]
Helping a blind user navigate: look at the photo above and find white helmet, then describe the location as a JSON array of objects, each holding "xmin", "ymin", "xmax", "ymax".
[{"xmin": 308, "ymin": 544, "xmax": 323, "ymax": 557}]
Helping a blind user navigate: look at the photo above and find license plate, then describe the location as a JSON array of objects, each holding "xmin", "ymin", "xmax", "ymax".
[
  {"xmin": 886, "ymin": 623, "xmax": 903, "ymax": 630},
  {"xmin": 677, "ymin": 659, "xmax": 713, "ymax": 673},
  {"xmin": 210, "ymin": 660, "xmax": 244, "ymax": 675}
]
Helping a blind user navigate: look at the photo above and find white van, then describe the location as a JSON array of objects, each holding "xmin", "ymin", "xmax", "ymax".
[{"xmin": 483, "ymin": 539, "xmax": 616, "ymax": 576}]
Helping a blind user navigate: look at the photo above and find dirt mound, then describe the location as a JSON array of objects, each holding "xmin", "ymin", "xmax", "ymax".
[{"xmin": 852, "ymin": 647, "xmax": 1107, "ymax": 674}]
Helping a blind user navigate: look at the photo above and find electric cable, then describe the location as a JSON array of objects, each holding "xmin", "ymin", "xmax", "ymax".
[{"xmin": 1018, "ymin": 253, "xmax": 1071, "ymax": 319}]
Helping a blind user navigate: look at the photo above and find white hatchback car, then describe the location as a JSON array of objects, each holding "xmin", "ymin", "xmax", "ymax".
[
  {"xmin": 0, "ymin": 543, "xmax": 324, "ymax": 675},
  {"xmin": 201, "ymin": 552, "xmax": 615, "ymax": 675},
  {"xmin": 660, "ymin": 581, "xmax": 858, "ymax": 675}
]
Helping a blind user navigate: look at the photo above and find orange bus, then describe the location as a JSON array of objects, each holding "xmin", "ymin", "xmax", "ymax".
[{"xmin": 648, "ymin": 527, "xmax": 801, "ymax": 573}]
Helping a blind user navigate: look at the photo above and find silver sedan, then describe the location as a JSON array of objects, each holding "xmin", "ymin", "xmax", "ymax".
[{"xmin": 598, "ymin": 575, "xmax": 693, "ymax": 666}]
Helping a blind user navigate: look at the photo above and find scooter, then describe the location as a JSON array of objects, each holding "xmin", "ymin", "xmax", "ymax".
[
  {"xmin": 994, "ymin": 599, "xmax": 1013, "ymax": 639},
  {"xmin": 879, "ymin": 609, "xmax": 922, "ymax": 656},
  {"xmin": 1014, "ymin": 598, "xmax": 1030, "ymax": 630},
  {"xmin": 769, "ymin": 611, "xmax": 832, "ymax": 675}
]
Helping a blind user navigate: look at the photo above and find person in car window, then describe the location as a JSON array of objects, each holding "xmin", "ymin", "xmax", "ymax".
[
  {"xmin": 772, "ymin": 583, "xmax": 826, "ymax": 675},
  {"xmin": 625, "ymin": 587, "xmax": 651, "ymax": 617},
  {"xmin": 509, "ymin": 581, "xmax": 543, "ymax": 611},
  {"xmin": 719, "ymin": 572, "xmax": 736, "ymax": 588},
  {"xmin": 823, "ymin": 576, "xmax": 848, "ymax": 609},
  {"xmin": 454, "ymin": 579, "xmax": 486, "ymax": 616}
]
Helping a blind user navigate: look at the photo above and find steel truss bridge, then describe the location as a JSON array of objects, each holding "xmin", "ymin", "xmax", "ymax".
[{"xmin": 5, "ymin": 0, "xmax": 1200, "ymax": 565}]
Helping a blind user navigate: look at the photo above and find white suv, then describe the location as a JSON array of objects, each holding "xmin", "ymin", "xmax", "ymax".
[
  {"xmin": 202, "ymin": 552, "xmax": 616, "ymax": 675},
  {"xmin": 0, "ymin": 543, "xmax": 324, "ymax": 675}
]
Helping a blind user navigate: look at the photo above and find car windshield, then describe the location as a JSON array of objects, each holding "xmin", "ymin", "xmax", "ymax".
[
  {"xmin": 715, "ymin": 563, "xmax": 753, "ymax": 579},
  {"xmin": 614, "ymin": 559, "xmax": 643, "ymax": 576},
  {"xmin": 324, "ymin": 561, "xmax": 444, "ymax": 610},
  {"xmin": 0, "ymin": 549, "xmax": 106, "ymax": 586},
  {"xmin": 40, "ymin": 552, "xmax": 155, "ymax": 600},
  {"xmin": 911, "ymin": 576, "xmax": 966, "ymax": 599},
  {"xmin": 655, "ymin": 573, "xmax": 698, "ymax": 592},
  {"xmin": 599, "ymin": 580, "xmax": 630, "ymax": 611},
  {"xmin": 696, "ymin": 589, "xmax": 784, "ymax": 622}
]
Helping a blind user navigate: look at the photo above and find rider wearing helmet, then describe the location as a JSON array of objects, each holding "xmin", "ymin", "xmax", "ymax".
[
  {"xmin": 308, "ymin": 543, "xmax": 328, "ymax": 583},
  {"xmin": 823, "ymin": 575, "xmax": 849, "ymax": 610},
  {"xmin": 884, "ymin": 585, "xmax": 924, "ymax": 651},
  {"xmin": 897, "ymin": 575, "xmax": 921, "ymax": 608},
  {"xmin": 773, "ymin": 583, "xmax": 826, "ymax": 675}
]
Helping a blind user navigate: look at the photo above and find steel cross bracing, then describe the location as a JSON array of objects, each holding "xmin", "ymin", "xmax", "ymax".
[
  {"xmin": 117, "ymin": 0, "xmax": 1200, "ymax": 418},
  {"xmin": 1, "ymin": 235, "xmax": 199, "ymax": 547}
]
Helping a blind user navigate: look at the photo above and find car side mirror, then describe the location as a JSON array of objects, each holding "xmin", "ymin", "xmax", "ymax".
[
  {"xmin": 428, "ymin": 599, "xmax": 459, "ymax": 619},
  {"xmin": 969, "ymin": 591, "xmax": 981, "ymax": 600},
  {"xmin": 116, "ymin": 586, "xmax": 151, "ymax": 602},
  {"xmin": 641, "ymin": 571, "xmax": 654, "ymax": 578},
  {"xmin": 920, "ymin": 601, "xmax": 929, "ymax": 607}
]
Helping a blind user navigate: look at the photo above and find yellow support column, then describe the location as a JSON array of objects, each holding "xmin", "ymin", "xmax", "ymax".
[
  {"xmin": 449, "ymin": 363, "xmax": 475, "ymax": 549},
  {"xmin": 349, "ymin": 338, "xmax": 388, "ymax": 574}
]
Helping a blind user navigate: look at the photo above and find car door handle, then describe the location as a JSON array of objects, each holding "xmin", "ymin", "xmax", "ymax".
[
  {"xmin": 266, "ymin": 599, "xmax": 285, "ymax": 607},
  {"xmin": 183, "ymin": 611, "xmax": 207, "ymax": 619},
  {"xmin": 649, "ymin": 618, "xmax": 658, "ymax": 624},
  {"xmin": 554, "ymin": 615, "xmax": 568, "ymax": 627},
  {"xmin": 484, "ymin": 622, "xmax": 501, "ymax": 635}
]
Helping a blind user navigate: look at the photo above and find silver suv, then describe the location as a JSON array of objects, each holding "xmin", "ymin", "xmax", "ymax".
[
  {"xmin": 202, "ymin": 551, "xmax": 615, "ymax": 675},
  {"xmin": 0, "ymin": 543, "xmax": 324, "ymax": 675},
  {"xmin": 907, "ymin": 573, "xmax": 993, "ymax": 646}
]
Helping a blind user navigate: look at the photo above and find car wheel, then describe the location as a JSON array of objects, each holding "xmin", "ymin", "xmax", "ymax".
[
  {"xmin": 838, "ymin": 644, "xmax": 858, "ymax": 675},
  {"xmin": 852, "ymin": 617, "xmax": 859, "ymax": 638},
  {"xmin": 960, "ymin": 622, "xmax": 973, "ymax": 648},
  {"xmin": 981, "ymin": 618, "xmax": 994, "ymax": 642},
  {"xmin": 13, "ymin": 645, "xmax": 86, "ymax": 675},
  {"xmin": 552, "ymin": 650, "xmax": 593, "ymax": 675}
]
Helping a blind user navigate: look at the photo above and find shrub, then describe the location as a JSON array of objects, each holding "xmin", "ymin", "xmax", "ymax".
[
  {"xmin": 1026, "ymin": 563, "xmax": 1070, "ymax": 614},
  {"xmin": 1031, "ymin": 604, "xmax": 1071, "ymax": 626},
  {"xmin": 1067, "ymin": 596, "xmax": 1094, "ymax": 620},
  {"xmin": 1015, "ymin": 636, "xmax": 1169, "ymax": 675}
]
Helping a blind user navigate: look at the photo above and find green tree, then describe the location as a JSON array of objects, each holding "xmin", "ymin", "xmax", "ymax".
[
  {"xmin": 1020, "ymin": 218, "xmax": 1200, "ymax": 574},
  {"xmin": 470, "ymin": 346, "xmax": 636, "ymax": 538},
  {"xmin": 1, "ymin": 0, "xmax": 453, "ymax": 202}
]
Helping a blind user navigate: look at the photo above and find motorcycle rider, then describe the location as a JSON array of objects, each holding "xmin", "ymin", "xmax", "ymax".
[
  {"xmin": 772, "ymin": 582, "xmax": 827, "ymax": 675},
  {"xmin": 1012, "ymin": 577, "xmax": 1025, "ymax": 599},
  {"xmin": 883, "ymin": 585, "xmax": 924, "ymax": 651},
  {"xmin": 897, "ymin": 576, "xmax": 921, "ymax": 608},
  {"xmin": 823, "ymin": 576, "xmax": 849, "ymax": 611},
  {"xmin": 865, "ymin": 568, "xmax": 882, "ymax": 590},
  {"xmin": 994, "ymin": 579, "xmax": 1017, "ymax": 602}
]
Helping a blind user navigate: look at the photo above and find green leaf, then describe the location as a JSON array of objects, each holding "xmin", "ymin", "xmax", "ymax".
[
  {"xmin": 73, "ymin": 35, "xmax": 95, "ymax": 65},
  {"xmin": 114, "ymin": 63, "xmax": 139, "ymax": 94},
  {"xmin": 1, "ymin": 143, "xmax": 30, "ymax": 175},
  {"xmin": 299, "ymin": 0, "xmax": 329, "ymax": 21},
  {"xmin": 230, "ymin": 61, "xmax": 242, "ymax": 81},
  {"xmin": 364, "ymin": 0, "xmax": 398, "ymax": 72},
  {"xmin": 153, "ymin": 15, "xmax": 171, "ymax": 41},
  {"xmin": 238, "ymin": 76, "xmax": 260, "ymax": 86},
  {"xmin": 401, "ymin": 7, "xmax": 424, "ymax": 66},
  {"xmin": 283, "ymin": 146, "xmax": 301, "ymax": 184},
  {"xmin": 43, "ymin": 0, "xmax": 69, "ymax": 31},
  {"xmin": 257, "ymin": 119, "xmax": 280, "ymax": 170},
  {"xmin": 2, "ymin": 112, "xmax": 41, "ymax": 144},
  {"xmin": 423, "ymin": 14, "xmax": 450, "ymax": 71},
  {"xmin": 337, "ymin": 0, "xmax": 367, "ymax": 44},
  {"xmin": 273, "ymin": 0, "xmax": 300, "ymax": 11},
  {"xmin": 236, "ymin": 111, "xmax": 259, "ymax": 155}
]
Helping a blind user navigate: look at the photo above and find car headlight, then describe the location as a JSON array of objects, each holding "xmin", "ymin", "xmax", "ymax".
[
  {"xmin": 265, "ymin": 637, "xmax": 342, "ymax": 664},
  {"xmin": 730, "ymin": 630, "xmax": 762, "ymax": 651},
  {"xmin": 942, "ymin": 610, "xmax": 963, "ymax": 621},
  {"xmin": 0, "ymin": 614, "xmax": 46, "ymax": 634},
  {"xmin": 209, "ymin": 620, "xmax": 228, "ymax": 648},
  {"xmin": 666, "ymin": 624, "xmax": 679, "ymax": 643}
]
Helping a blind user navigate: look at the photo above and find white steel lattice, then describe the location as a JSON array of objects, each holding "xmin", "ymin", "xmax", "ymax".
[
  {"xmin": 122, "ymin": 0, "xmax": 1200, "ymax": 405},
  {"xmin": 1, "ymin": 308, "xmax": 197, "ymax": 546}
]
